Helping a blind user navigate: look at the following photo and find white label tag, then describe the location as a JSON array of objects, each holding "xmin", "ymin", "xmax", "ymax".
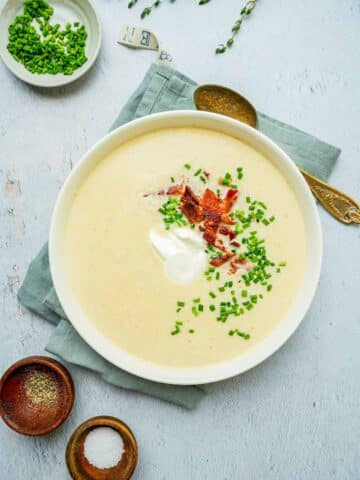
[{"xmin": 117, "ymin": 24, "xmax": 173, "ymax": 65}]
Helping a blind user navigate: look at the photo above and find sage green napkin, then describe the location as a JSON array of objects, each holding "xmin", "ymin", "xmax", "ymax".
[{"xmin": 18, "ymin": 63, "xmax": 341, "ymax": 409}]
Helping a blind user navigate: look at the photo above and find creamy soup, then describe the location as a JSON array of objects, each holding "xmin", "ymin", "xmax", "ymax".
[{"xmin": 65, "ymin": 128, "xmax": 306, "ymax": 367}]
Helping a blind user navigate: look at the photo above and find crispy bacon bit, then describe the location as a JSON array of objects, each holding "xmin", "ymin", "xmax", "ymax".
[
  {"xmin": 201, "ymin": 188, "xmax": 221, "ymax": 212},
  {"xmin": 230, "ymin": 240, "xmax": 240, "ymax": 248},
  {"xmin": 144, "ymin": 189, "xmax": 164, "ymax": 197},
  {"xmin": 201, "ymin": 189, "xmax": 222, "ymax": 245},
  {"xmin": 221, "ymin": 189, "xmax": 239, "ymax": 212},
  {"xmin": 167, "ymin": 184, "xmax": 185, "ymax": 196},
  {"xmin": 219, "ymin": 189, "xmax": 238, "ymax": 224},
  {"xmin": 203, "ymin": 170, "xmax": 210, "ymax": 179},
  {"xmin": 228, "ymin": 230, "xmax": 236, "ymax": 240},
  {"xmin": 180, "ymin": 186, "xmax": 203, "ymax": 224},
  {"xmin": 228, "ymin": 257, "xmax": 249, "ymax": 275},
  {"xmin": 221, "ymin": 213, "xmax": 236, "ymax": 225},
  {"xmin": 210, "ymin": 252, "xmax": 234, "ymax": 267},
  {"xmin": 156, "ymin": 180, "xmax": 241, "ymax": 268},
  {"xmin": 203, "ymin": 216, "xmax": 220, "ymax": 245},
  {"xmin": 219, "ymin": 226, "xmax": 236, "ymax": 240}
]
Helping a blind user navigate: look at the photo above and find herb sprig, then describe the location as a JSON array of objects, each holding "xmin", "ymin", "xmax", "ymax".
[
  {"xmin": 127, "ymin": 0, "xmax": 257, "ymax": 54},
  {"xmin": 216, "ymin": 0, "xmax": 257, "ymax": 54}
]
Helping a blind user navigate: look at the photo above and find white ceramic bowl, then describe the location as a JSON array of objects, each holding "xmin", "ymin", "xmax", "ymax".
[
  {"xmin": 0, "ymin": 0, "xmax": 101, "ymax": 87},
  {"xmin": 49, "ymin": 111, "xmax": 322, "ymax": 385}
]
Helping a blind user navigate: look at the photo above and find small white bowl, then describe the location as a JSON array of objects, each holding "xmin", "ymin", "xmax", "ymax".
[
  {"xmin": 0, "ymin": 0, "xmax": 101, "ymax": 87},
  {"xmin": 49, "ymin": 111, "xmax": 323, "ymax": 385}
]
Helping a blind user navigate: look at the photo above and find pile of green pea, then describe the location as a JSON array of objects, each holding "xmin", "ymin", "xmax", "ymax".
[{"xmin": 7, "ymin": 0, "xmax": 88, "ymax": 75}]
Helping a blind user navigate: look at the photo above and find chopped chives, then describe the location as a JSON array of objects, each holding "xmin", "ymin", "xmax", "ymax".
[
  {"xmin": 191, "ymin": 306, "xmax": 199, "ymax": 316},
  {"xmin": 228, "ymin": 329, "xmax": 250, "ymax": 340},
  {"xmin": 194, "ymin": 168, "xmax": 202, "ymax": 176}
]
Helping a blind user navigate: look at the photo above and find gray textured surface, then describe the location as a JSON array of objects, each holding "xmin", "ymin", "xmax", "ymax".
[{"xmin": 0, "ymin": 0, "xmax": 359, "ymax": 478}]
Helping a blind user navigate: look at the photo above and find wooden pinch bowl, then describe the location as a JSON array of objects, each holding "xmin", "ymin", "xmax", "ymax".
[
  {"xmin": 66, "ymin": 416, "xmax": 138, "ymax": 480},
  {"xmin": 0, "ymin": 355, "xmax": 74, "ymax": 436}
]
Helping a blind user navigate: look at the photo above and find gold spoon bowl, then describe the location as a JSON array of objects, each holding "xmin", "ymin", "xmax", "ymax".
[{"xmin": 194, "ymin": 84, "xmax": 360, "ymax": 225}]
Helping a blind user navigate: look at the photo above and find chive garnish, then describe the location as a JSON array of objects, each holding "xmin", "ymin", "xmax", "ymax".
[
  {"xmin": 184, "ymin": 163, "xmax": 191, "ymax": 170},
  {"xmin": 159, "ymin": 197, "xmax": 187, "ymax": 230},
  {"xmin": 228, "ymin": 329, "xmax": 250, "ymax": 339}
]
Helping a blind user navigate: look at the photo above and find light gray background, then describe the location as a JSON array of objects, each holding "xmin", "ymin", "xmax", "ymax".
[{"xmin": 1, "ymin": 1, "xmax": 359, "ymax": 479}]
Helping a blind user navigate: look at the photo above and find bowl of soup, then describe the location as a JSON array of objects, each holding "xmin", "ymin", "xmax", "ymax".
[{"xmin": 49, "ymin": 111, "xmax": 322, "ymax": 384}]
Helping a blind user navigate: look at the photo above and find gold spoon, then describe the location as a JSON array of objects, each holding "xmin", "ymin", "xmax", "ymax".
[{"xmin": 194, "ymin": 84, "xmax": 360, "ymax": 225}]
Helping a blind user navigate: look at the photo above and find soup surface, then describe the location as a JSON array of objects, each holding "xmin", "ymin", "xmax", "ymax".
[{"xmin": 65, "ymin": 127, "xmax": 306, "ymax": 367}]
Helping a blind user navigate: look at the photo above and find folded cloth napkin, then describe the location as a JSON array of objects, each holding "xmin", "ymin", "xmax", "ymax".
[{"xmin": 18, "ymin": 62, "xmax": 341, "ymax": 409}]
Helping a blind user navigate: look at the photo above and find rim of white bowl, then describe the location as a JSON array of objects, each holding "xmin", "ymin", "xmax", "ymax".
[
  {"xmin": 0, "ymin": 0, "xmax": 101, "ymax": 88},
  {"xmin": 49, "ymin": 110, "xmax": 323, "ymax": 385}
]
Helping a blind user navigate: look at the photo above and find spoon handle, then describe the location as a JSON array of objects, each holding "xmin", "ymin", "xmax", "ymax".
[{"xmin": 299, "ymin": 168, "xmax": 360, "ymax": 224}]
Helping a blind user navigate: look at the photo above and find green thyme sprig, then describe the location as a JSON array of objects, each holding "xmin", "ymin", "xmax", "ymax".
[
  {"xmin": 129, "ymin": 0, "xmax": 212, "ymax": 16},
  {"xmin": 127, "ymin": 0, "xmax": 256, "ymax": 54},
  {"xmin": 141, "ymin": 0, "xmax": 161, "ymax": 19},
  {"xmin": 215, "ymin": 0, "xmax": 257, "ymax": 54}
]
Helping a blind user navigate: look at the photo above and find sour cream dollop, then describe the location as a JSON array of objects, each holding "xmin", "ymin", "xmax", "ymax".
[{"xmin": 149, "ymin": 227, "xmax": 207, "ymax": 285}]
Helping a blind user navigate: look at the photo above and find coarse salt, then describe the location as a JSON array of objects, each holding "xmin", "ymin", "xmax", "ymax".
[{"xmin": 84, "ymin": 427, "xmax": 124, "ymax": 469}]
